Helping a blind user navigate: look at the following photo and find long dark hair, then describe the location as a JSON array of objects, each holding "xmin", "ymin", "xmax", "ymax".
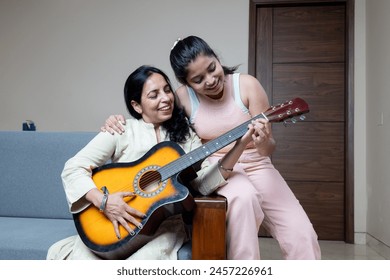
[
  {"xmin": 169, "ymin": 36, "xmax": 238, "ymax": 85},
  {"xmin": 124, "ymin": 65, "xmax": 191, "ymax": 143}
]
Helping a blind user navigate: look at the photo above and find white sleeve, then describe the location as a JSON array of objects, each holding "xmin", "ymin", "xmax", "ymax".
[{"xmin": 61, "ymin": 132, "xmax": 118, "ymax": 213}]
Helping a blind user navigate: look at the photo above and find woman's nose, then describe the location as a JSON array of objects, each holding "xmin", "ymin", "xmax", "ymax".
[
  {"xmin": 206, "ymin": 75, "xmax": 214, "ymax": 86},
  {"xmin": 160, "ymin": 92, "xmax": 171, "ymax": 101}
]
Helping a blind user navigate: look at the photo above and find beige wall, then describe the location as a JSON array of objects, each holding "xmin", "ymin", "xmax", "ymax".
[
  {"xmin": 354, "ymin": 0, "xmax": 368, "ymax": 244},
  {"xmin": 0, "ymin": 0, "xmax": 249, "ymax": 131},
  {"xmin": 365, "ymin": 0, "xmax": 390, "ymax": 247},
  {"xmin": 1, "ymin": 0, "xmax": 389, "ymax": 248}
]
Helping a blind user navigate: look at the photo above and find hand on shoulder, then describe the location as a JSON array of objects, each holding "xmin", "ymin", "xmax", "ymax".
[{"xmin": 101, "ymin": 115, "xmax": 126, "ymax": 135}]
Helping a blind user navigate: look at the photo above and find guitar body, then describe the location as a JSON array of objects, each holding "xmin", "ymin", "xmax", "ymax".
[{"xmin": 73, "ymin": 141, "xmax": 194, "ymax": 259}]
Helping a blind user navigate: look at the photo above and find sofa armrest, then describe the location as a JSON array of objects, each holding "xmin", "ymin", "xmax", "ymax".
[{"xmin": 191, "ymin": 195, "xmax": 227, "ymax": 260}]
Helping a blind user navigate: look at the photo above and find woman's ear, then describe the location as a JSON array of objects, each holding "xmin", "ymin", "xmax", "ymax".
[{"xmin": 131, "ymin": 100, "xmax": 142, "ymax": 115}]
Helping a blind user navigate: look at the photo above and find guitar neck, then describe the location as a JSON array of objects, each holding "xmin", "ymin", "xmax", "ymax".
[{"xmin": 159, "ymin": 113, "xmax": 265, "ymax": 181}]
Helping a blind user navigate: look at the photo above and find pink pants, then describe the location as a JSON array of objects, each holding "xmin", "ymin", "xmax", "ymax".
[{"xmin": 211, "ymin": 150, "xmax": 321, "ymax": 260}]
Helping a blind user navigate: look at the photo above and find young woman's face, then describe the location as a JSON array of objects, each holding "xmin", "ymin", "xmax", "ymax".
[
  {"xmin": 185, "ymin": 54, "xmax": 225, "ymax": 97},
  {"xmin": 131, "ymin": 73, "xmax": 174, "ymax": 125}
]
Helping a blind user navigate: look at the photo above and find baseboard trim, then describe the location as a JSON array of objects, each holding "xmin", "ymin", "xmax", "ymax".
[
  {"xmin": 366, "ymin": 234, "xmax": 390, "ymax": 260},
  {"xmin": 356, "ymin": 232, "xmax": 390, "ymax": 259}
]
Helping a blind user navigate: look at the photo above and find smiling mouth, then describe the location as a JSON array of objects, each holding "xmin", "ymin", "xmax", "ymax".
[{"xmin": 158, "ymin": 105, "xmax": 171, "ymax": 111}]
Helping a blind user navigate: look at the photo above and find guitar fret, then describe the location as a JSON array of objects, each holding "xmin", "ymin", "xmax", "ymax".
[{"xmin": 159, "ymin": 117, "xmax": 258, "ymax": 181}]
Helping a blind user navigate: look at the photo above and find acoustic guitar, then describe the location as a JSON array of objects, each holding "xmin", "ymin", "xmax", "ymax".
[{"xmin": 73, "ymin": 97, "xmax": 309, "ymax": 259}]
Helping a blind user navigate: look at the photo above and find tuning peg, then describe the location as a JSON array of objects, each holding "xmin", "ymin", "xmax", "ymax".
[
  {"xmin": 291, "ymin": 118, "xmax": 297, "ymax": 124},
  {"xmin": 300, "ymin": 115, "xmax": 306, "ymax": 121},
  {"xmin": 283, "ymin": 119, "xmax": 294, "ymax": 127}
]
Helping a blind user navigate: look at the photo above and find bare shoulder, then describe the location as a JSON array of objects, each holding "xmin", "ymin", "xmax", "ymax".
[
  {"xmin": 239, "ymin": 73, "xmax": 270, "ymax": 114},
  {"xmin": 176, "ymin": 85, "xmax": 187, "ymax": 96},
  {"xmin": 175, "ymin": 85, "xmax": 191, "ymax": 116},
  {"xmin": 239, "ymin": 73, "xmax": 265, "ymax": 94}
]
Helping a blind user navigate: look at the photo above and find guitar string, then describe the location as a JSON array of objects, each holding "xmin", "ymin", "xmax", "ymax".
[{"xmin": 159, "ymin": 119, "xmax": 252, "ymax": 180}]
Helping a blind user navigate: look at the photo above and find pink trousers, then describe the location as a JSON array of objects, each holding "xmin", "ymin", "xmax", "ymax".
[{"xmin": 211, "ymin": 150, "xmax": 321, "ymax": 260}]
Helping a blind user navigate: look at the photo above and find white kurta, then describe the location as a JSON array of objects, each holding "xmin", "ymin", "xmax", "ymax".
[{"xmin": 47, "ymin": 118, "xmax": 227, "ymax": 260}]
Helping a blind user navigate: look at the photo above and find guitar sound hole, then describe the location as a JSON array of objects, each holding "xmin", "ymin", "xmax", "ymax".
[{"xmin": 138, "ymin": 170, "xmax": 162, "ymax": 193}]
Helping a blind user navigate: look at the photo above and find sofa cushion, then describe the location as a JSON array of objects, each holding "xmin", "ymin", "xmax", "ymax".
[
  {"xmin": 0, "ymin": 131, "xmax": 96, "ymax": 219},
  {"xmin": 0, "ymin": 217, "xmax": 77, "ymax": 260},
  {"xmin": 0, "ymin": 215, "xmax": 193, "ymax": 260},
  {"xmin": 177, "ymin": 241, "xmax": 192, "ymax": 260}
]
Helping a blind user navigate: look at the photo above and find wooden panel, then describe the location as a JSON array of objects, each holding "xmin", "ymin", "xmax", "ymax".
[
  {"xmin": 256, "ymin": 7, "xmax": 273, "ymax": 96},
  {"xmin": 289, "ymin": 181, "xmax": 344, "ymax": 240},
  {"xmin": 191, "ymin": 196, "xmax": 227, "ymax": 260},
  {"xmin": 272, "ymin": 122, "xmax": 345, "ymax": 182},
  {"xmin": 273, "ymin": 63, "xmax": 345, "ymax": 122},
  {"xmin": 273, "ymin": 5, "xmax": 345, "ymax": 63}
]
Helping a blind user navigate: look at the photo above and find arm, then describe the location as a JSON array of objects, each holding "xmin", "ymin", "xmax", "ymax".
[
  {"xmin": 61, "ymin": 131, "xmax": 144, "ymax": 239},
  {"xmin": 175, "ymin": 85, "xmax": 192, "ymax": 117},
  {"xmin": 61, "ymin": 132, "xmax": 117, "ymax": 211},
  {"xmin": 240, "ymin": 74, "xmax": 276, "ymax": 156},
  {"xmin": 185, "ymin": 125, "xmax": 254, "ymax": 195}
]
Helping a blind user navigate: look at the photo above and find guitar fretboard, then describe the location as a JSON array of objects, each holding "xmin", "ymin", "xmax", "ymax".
[{"xmin": 159, "ymin": 113, "xmax": 265, "ymax": 181}]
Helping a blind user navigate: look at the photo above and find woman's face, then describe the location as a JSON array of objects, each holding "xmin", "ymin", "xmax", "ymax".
[
  {"xmin": 131, "ymin": 73, "xmax": 174, "ymax": 125},
  {"xmin": 185, "ymin": 54, "xmax": 225, "ymax": 98}
]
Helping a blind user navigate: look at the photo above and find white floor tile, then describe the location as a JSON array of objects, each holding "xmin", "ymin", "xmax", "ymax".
[{"xmin": 259, "ymin": 237, "xmax": 388, "ymax": 260}]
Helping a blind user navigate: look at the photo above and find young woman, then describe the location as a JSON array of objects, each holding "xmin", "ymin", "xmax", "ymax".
[
  {"xmin": 103, "ymin": 36, "xmax": 321, "ymax": 260},
  {"xmin": 47, "ymin": 65, "xmax": 253, "ymax": 260}
]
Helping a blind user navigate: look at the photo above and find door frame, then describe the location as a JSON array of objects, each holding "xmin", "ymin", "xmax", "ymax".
[{"xmin": 248, "ymin": 0, "xmax": 355, "ymax": 243}]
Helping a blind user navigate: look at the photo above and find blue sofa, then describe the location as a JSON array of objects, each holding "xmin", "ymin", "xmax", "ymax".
[
  {"xmin": 0, "ymin": 131, "xmax": 95, "ymax": 259},
  {"xmin": 0, "ymin": 131, "xmax": 226, "ymax": 260}
]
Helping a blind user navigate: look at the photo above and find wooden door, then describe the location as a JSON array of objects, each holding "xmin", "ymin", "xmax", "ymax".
[{"xmin": 249, "ymin": 0, "xmax": 354, "ymax": 242}]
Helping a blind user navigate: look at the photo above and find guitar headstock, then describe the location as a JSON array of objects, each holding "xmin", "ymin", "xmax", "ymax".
[{"xmin": 264, "ymin": 98, "xmax": 309, "ymax": 123}]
